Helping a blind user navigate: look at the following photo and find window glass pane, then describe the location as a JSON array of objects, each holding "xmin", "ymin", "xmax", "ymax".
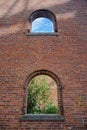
[{"xmin": 31, "ymin": 18, "xmax": 54, "ymax": 32}]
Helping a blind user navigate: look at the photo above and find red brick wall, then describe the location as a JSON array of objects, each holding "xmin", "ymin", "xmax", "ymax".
[{"xmin": 0, "ymin": 0, "xmax": 87, "ymax": 130}]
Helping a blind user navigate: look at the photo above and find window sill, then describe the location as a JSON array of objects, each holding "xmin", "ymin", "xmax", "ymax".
[
  {"xmin": 20, "ymin": 114, "xmax": 65, "ymax": 121},
  {"xmin": 26, "ymin": 32, "xmax": 58, "ymax": 36}
]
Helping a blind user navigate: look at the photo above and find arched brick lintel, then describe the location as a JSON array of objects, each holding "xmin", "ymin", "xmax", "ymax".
[{"xmin": 25, "ymin": 70, "xmax": 63, "ymax": 89}]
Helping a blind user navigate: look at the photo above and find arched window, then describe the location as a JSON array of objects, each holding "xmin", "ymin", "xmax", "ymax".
[
  {"xmin": 27, "ymin": 74, "xmax": 58, "ymax": 114},
  {"xmin": 28, "ymin": 9, "xmax": 58, "ymax": 33},
  {"xmin": 21, "ymin": 70, "xmax": 64, "ymax": 121}
]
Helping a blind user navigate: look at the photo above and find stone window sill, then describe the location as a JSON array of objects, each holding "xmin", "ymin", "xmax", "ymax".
[
  {"xmin": 26, "ymin": 32, "xmax": 58, "ymax": 36},
  {"xmin": 20, "ymin": 114, "xmax": 65, "ymax": 121}
]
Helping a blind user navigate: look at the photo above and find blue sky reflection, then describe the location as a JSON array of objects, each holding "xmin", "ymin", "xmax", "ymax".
[{"xmin": 31, "ymin": 18, "xmax": 54, "ymax": 33}]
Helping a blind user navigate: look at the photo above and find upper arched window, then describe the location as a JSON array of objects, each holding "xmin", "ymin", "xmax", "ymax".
[{"xmin": 28, "ymin": 9, "xmax": 57, "ymax": 33}]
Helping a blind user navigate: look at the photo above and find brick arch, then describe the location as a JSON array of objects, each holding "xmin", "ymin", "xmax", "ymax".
[
  {"xmin": 29, "ymin": 9, "xmax": 58, "ymax": 32},
  {"xmin": 22, "ymin": 70, "xmax": 64, "ymax": 115}
]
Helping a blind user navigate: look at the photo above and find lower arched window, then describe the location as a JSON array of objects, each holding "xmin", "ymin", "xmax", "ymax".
[
  {"xmin": 27, "ymin": 74, "xmax": 58, "ymax": 114},
  {"xmin": 21, "ymin": 70, "xmax": 64, "ymax": 121}
]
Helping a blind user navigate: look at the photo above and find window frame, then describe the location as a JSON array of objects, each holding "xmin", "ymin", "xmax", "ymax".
[{"xmin": 21, "ymin": 70, "xmax": 64, "ymax": 121}]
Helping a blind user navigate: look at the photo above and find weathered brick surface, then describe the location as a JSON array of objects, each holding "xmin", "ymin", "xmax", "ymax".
[{"xmin": 0, "ymin": 0, "xmax": 87, "ymax": 130}]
